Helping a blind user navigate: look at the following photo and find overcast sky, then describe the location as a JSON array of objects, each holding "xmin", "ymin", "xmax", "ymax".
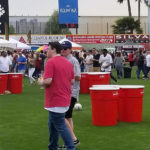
[{"xmin": 9, "ymin": 0, "xmax": 148, "ymax": 16}]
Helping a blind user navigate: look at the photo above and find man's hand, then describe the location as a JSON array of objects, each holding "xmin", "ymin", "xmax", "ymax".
[{"xmin": 37, "ymin": 77, "xmax": 44, "ymax": 86}]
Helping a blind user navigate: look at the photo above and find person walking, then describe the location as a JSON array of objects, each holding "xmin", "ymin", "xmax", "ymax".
[
  {"xmin": 92, "ymin": 48, "xmax": 100, "ymax": 72},
  {"xmin": 60, "ymin": 41, "xmax": 81, "ymax": 148},
  {"xmin": 28, "ymin": 53, "xmax": 36, "ymax": 85},
  {"xmin": 128, "ymin": 51, "xmax": 134, "ymax": 67},
  {"xmin": 0, "ymin": 51, "xmax": 12, "ymax": 73},
  {"xmin": 134, "ymin": 50, "xmax": 147, "ymax": 79},
  {"xmin": 145, "ymin": 50, "xmax": 150, "ymax": 78},
  {"xmin": 38, "ymin": 42, "xmax": 75, "ymax": 150},
  {"xmin": 99, "ymin": 49, "xmax": 117, "ymax": 83},
  {"xmin": 85, "ymin": 50, "xmax": 93, "ymax": 72},
  {"xmin": 114, "ymin": 52, "xmax": 123, "ymax": 78},
  {"xmin": 17, "ymin": 52, "xmax": 27, "ymax": 75}
]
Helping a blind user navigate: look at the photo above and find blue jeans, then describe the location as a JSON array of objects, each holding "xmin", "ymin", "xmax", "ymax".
[
  {"xmin": 116, "ymin": 69, "xmax": 122, "ymax": 78},
  {"xmin": 137, "ymin": 66, "xmax": 147, "ymax": 79},
  {"xmin": 48, "ymin": 111, "xmax": 75, "ymax": 150}
]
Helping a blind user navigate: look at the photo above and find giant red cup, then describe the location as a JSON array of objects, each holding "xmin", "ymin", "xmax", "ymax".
[
  {"xmin": 0, "ymin": 74, "xmax": 8, "ymax": 95},
  {"xmin": 88, "ymin": 72, "xmax": 110, "ymax": 90},
  {"xmin": 80, "ymin": 72, "xmax": 89, "ymax": 94},
  {"xmin": 118, "ymin": 85, "xmax": 144, "ymax": 123},
  {"xmin": 90, "ymin": 86, "xmax": 119, "ymax": 126},
  {"xmin": 8, "ymin": 73, "xmax": 23, "ymax": 94}
]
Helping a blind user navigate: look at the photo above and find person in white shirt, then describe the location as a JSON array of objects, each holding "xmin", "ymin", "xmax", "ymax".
[
  {"xmin": 0, "ymin": 51, "xmax": 12, "ymax": 73},
  {"xmin": 99, "ymin": 49, "xmax": 117, "ymax": 83},
  {"xmin": 7, "ymin": 51, "xmax": 13, "ymax": 64},
  {"xmin": 146, "ymin": 50, "xmax": 150, "ymax": 78},
  {"xmin": 85, "ymin": 50, "xmax": 93, "ymax": 72}
]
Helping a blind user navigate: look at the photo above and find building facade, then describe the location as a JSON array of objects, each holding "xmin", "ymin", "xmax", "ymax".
[{"xmin": 9, "ymin": 16, "xmax": 148, "ymax": 34}]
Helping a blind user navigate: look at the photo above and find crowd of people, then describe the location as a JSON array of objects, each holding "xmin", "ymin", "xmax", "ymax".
[
  {"xmin": 1, "ymin": 47, "xmax": 150, "ymax": 83},
  {"xmin": 1, "ymin": 47, "xmax": 150, "ymax": 82}
]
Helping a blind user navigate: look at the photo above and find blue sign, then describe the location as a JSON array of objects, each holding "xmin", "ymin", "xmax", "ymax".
[{"xmin": 59, "ymin": 0, "xmax": 78, "ymax": 28}]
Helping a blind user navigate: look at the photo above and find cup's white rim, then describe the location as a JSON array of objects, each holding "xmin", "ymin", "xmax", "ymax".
[
  {"xmin": 118, "ymin": 85, "xmax": 145, "ymax": 89},
  {"xmin": 90, "ymin": 87, "xmax": 119, "ymax": 90},
  {"xmin": 7, "ymin": 73, "xmax": 23, "ymax": 75},
  {"xmin": 92, "ymin": 85, "xmax": 119, "ymax": 88},
  {"xmin": 92, "ymin": 85, "xmax": 145, "ymax": 89},
  {"xmin": 88, "ymin": 72, "xmax": 110, "ymax": 75}
]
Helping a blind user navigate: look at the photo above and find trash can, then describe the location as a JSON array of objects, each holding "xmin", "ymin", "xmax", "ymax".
[
  {"xmin": 88, "ymin": 72, "xmax": 110, "ymax": 89},
  {"xmin": 90, "ymin": 86, "xmax": 119, "ymax": 126},
  {"xmin": 0, "ymin": 74, "xmax": 8, "ymax": 95},
  {"xmin": 8, "ymin": 73, "xmax": 23, "ymax": 94},
  {"xmin": 80, "ymin": 72, "xmax": 89, "ymax": 94},
  {"xmin": 118, "ymin": 85, "xmax": 144, "ymax": 122},
  {"xmin": 123, "ymin": 67, "xmax": 131, "ymax": 78}
]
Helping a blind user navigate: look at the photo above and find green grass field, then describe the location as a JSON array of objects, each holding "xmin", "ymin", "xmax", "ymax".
[{"xmin": 0, "ymin": 68, "xmax": 150, "ymax": 150}]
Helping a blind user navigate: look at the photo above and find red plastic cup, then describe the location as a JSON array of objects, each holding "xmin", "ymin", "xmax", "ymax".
[
  {"xmin": 0, "ymin": 74, "xmax": 8, "ymax": 95},
  {"xmin": 88, "ymin": 72, "xmax": 110, "ymax": 90},
  {"xmin": 80, "ymin": 72, "xmax": 89, "ymax": 94},
  {"xmin": 90, "ymin": 86, "xmax": 119, "ymax": 126},
  {"xmin": 8, "ymin": 73, "xmax": 23, "ymax": 94},
  {"xmin": 118, "ymin": 85, "xmax": 144, "ymax": 123}
]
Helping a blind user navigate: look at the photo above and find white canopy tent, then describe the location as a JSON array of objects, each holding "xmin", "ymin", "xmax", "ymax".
[
  {"xmin": 0, "ymin": 39, "xmax": 17, "ymax": 49},
  {"xmin": 59, "ymin": 38, "xmax": 83, "ymax": 51},
  {"xmin": 9, "ymin": 38, "xmax": 31, "ymax": 49}
]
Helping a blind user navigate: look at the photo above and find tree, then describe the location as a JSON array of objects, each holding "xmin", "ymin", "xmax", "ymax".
[
  {"xmin": 135, "ymin": 0, "xmax": 141, "ymax": 22},
  {"xmin": 117, "ymin": 0, "xmax": 132, "ymax": 17},
  {"xmin": 112, "ymin": 17, "xmax": 143, "ymax": 34},
  {"xmin": 9, "ymin": 25, "xmax": 15, "ymax": 34},
  {"xmin": 44, "ymin": 10, "xmax": 71, "ymax": 34}
]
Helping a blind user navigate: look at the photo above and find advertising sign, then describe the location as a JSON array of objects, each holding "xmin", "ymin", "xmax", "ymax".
[
  {"xmin": 0, "ymin": 0, "xmax": 9, "ymax": 34},
  {"xmin": 115, "ymin": 34, "xmax": 150, "ymax": 43},
  {"xmin": 66, "ymin": 35, "xmax": 115, "ymax": 44},
  {"xmin": 59, "ymin": 0, "xmax": 78, "ymax": 28}
]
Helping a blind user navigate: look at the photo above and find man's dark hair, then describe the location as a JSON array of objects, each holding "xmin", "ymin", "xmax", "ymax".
[
  {"xmin": 89, "ymin": 50, "xmax": 92, "ymax": 53},
  {"xmin": 48, "ymin": 42, "xmax": 62, "ymax": 54}
]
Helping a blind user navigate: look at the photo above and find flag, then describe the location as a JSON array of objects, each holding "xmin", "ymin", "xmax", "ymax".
[
  {"xmin": 19, "ymin": 36, "xmax": 26, "ymax": 44},
  {"xmin": 27, "ymin": 30, "xmax": 31, "ymax": 44},
  {"xmin": 5, "ymin": 23, "xmax": 9, "ymax": 40}
]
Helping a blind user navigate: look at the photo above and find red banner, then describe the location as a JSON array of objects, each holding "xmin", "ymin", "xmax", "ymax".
[{"xmin": 66, "ymin": 35, "xmax": 115, "ymax": 44}]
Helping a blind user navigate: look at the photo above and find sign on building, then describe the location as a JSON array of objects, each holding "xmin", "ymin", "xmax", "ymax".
[
  {"xmin": 66, "ymin": 35, "xmax": 115, "ymax": 44},
  {"xmin": 115, "ymin": 35, "xmax": 150, "ymax": 43},
  {"xmin": 59, "ymin": 0, "xmax": 78, "ymax": 28}
]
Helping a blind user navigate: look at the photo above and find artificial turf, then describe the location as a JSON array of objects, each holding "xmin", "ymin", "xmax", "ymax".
[{"xmin": 0, "ymin": 68, "xmax": 150, "ymax": 150}]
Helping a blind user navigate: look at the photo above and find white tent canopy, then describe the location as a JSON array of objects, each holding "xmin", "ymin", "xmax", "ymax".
[
  {"xmin": 59, "ymin": 38, "xmax": 82, "ymax": 51},
  {"xmin": 9, "ymin": 38, "xmax": 31, "ymax": 49},
  {"xmin": 0, "ymin": 39, "xmax": 17, "ymax": 49}
]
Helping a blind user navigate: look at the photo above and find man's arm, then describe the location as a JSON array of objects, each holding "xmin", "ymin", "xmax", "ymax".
[
  {"xmin": 71, "ymin": 79, "xmax": 75, "ymax": 85},
  {"xmin": 38, "ymin": 77, "xmax": 52, "ymax": 87},
  {"xmin": 75, "ymin": 76, "xmax": 81, "ymax": 81}
]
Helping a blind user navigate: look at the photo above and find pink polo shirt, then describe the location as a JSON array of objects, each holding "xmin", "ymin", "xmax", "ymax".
[{"xmin": 44, "ymin": 56, "xmax": 74, "ymax": 108}]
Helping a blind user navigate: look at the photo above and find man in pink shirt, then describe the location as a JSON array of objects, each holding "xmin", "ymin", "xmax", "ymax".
[{"xmin": 38, "ymin": 42, "xmax": 75, "ymax": 150}]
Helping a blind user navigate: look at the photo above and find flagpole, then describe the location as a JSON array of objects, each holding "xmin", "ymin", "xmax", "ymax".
[{"xmin": 148, "ymin": 0, "xmax": 150, "ymax": 33}]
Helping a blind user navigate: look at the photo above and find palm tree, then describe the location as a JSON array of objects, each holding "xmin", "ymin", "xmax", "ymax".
[
  {"xmin": 135, "ymin": 0, "xmax": 141, "ymax": 23},
  {"xmin": 117, "ymin": 0, "xmax": 132, "ymax": 17}
]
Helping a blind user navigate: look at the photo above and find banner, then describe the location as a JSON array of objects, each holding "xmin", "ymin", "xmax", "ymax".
[
  {"xmin": 66, "ymin": 35, "xmax": 115, "ymax": 44},
  {"xmin": 115, "ymin": 34, "xmax": 150, "ymax": 43},
  {"xmin": 59, "ymin": 0, "xmax": 78, "ymax": 28},
  {"xmin": 0, "ymin": 0, "xmax": 9, "ymax": 34}
]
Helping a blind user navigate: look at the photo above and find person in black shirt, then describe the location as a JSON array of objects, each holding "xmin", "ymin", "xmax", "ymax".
[
  {"xmin": 134, "ymin": 50, "xmax": 147, "ymax": 79},
  {"xmin": 92, "ymin": 48, "xmax": 100, "ymax": 72}
]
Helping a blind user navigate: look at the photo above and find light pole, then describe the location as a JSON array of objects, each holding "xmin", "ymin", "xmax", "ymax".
[{"xmin": 148, "ymin": 0, "xmax": 150, "ymax": 33}]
